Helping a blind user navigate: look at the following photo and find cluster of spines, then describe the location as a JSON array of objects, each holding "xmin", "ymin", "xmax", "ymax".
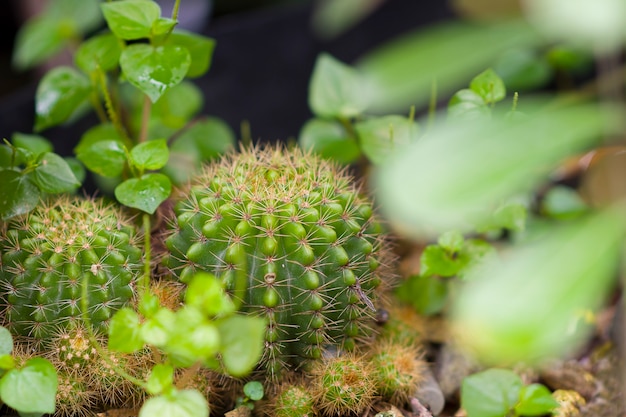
[
  {"xmin": 164, "ymin": 146, "xmax": 393, "ymax": 377},
  {"xmin": 0, "ymin": 196, "xmax": 143, "ymax": 339}
]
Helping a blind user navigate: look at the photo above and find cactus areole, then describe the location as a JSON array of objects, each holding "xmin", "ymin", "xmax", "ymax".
[
  {"xmin": 165, "ymin": 146, "xmax": 391, "ymax": 377},
  {"xmin": 0, "ymin": 197, "xmax": 142, "ymax": 339}
]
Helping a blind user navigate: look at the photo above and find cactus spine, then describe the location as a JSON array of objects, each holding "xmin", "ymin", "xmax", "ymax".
[
  {"xmin": 164, "ymin": 146, "xmax": 392, "ymax": 377},
  {"xmin": 0, "ymin": 196, "xmax": 142, "ymax": 339}
]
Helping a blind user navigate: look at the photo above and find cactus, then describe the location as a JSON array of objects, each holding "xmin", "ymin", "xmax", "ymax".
[
  {"xmin": 272, "ymin": 383, "xmax": 316, "ymax": 417},
  {"xmin": 0, "ymin": 196, "xmax": 143, "ymax": 339},
  {"xmin": 164, "ymin": 146, "xmax": 392, "ymax": 377}
]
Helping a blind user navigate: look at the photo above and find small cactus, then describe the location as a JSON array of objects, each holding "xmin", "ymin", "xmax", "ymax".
[
  {"xmin": 370, "ymin": 340, "xmax": 427, "ymax": 403},
  {"xmin": 0, "ymin": 196, "xmax": 143, "ymax": 339},
  {"xmin": 272, "ymin": 383, "xmax": 316, "ymax": 417},
  {"xmin": 164, "ymin": 146, "xmax": 393, "ymax": 377}
]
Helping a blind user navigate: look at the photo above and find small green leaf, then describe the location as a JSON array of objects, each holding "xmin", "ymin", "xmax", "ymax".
[
  {"xmin": 140, "ymin": 308, "xmax": 176, "ymax": 347},
  {"xmin": 12, "ymin": 18, "xmax": 66, "ymax": 70},
  {"xmin": 185, "ymin": 273, "xmax": 235, "ymax": 316},
  {"xmin": 0, "ymin": 358, "xmax": 57, "ymax": 414},
  {"xmin": 75, "ymin": 32, "xmax": 123, "ymax": 74},
  {"xmin": 108, "ymin": 307, "xmax": 144, "ymax": 353},
  {"xmin": 448, "ymin": 89, "xmax": 490, "ymax": 120},
  {"xmin": 420, "ymin": 245, "xmax": 464, "ymax": 278},
  {"xmin": 120, "ymin": 44, "xmax": 191, "ymax": 102},
  {"xmin": 355, "ymin": 115, "xmax": 419, "ymax": 164},
  {"xmin": 48, "ymin": 0, "xmax": 103, "ymax": 34},
  {"xmin": 309, "ymin": 53, "xmax": 369, "ymax": 118},
  {"xmin": 75, "ymin": 123, "xmax": 124, "ymax": 154},
  {"xmin": 31, "ymin": 152, "xmax": 80, "ymax": 193},
  {"xmin": 0, "ymin": 354, "xmax": 15, "ymax": 370},
  {"xmin": 145, "ymin": 364, "xmax": 174, "ymax": 396},
  {"xmin": 139, "ymin": 389, "xmax": 209, "ymax": 417},
  {"xmin": 396, "ymin": 274, "xmax": 448, "ymax": 316},
  {"xmin": 130, "ymin": 139, "xmax": 169, "ymax": 171},
  {"xmin": 541, "ymin": 186, "xmax": 588, "ymax": 220},
  {"xmin": 438, "ymin": 231, "xmax": 464, "ymax": 253},
  {"xmin": 11, "ymin": 133, "xmax": 53, "ymax": 156},
  {"xmin": 76, "ymin": 140, "xmax": 127, "ymax": 178},
  {"xmin": 101, "ymin": 0, "xmax": 161, "ymax": 40},
  {"xmin": 0, "ymin": 171, "xmax": 40, "ymax": 221},
  {"xmin": 139, "ymin": 292, "xmax": 161, "ymax": 318},
  {"xmin": 152, "ymin": 82, "xmax": 203, "ymax": 129},
  {"xmin": 470, "ymin": 68, "xmax": 506, "ymax": 104},
  {"xmin": 152, "ymin": 18, "xmax": 177, "ymax": 37},
  {"xmin": 35, "ymin": 67, "xmax": 91, "ymax": 131},
  {"xmin": 0, "ymin": 327, "xmax": 13, "ymax": 356},
  {"xmin": 515, "ymin": 383, "xmax": 559, "ymax": 416},
  {"xmin": 166, "ymin": 31, "xmax": 216, "ymax": 78},
  {"xmin": 299, "ymin": 118, "xmax": 360, "ymax": 164},
  {"xmin": 165, "ymin": 308, "xmax": 220, "ymax": 366},
  {"xmin": 493, "ymin": 48, "xmax": 553, "ymax": 91},
  {"xmin": 243, "ymin": 381, "xmax": 264, "ymax": 401},
  {"xmin": 461, "ymin": 369, "xmax": 523, "ymax": 417},
  {"xmin": 64, "ymin": 157, "xmax": 86, "ymax": 185},
  {"xmin": 114, "ymin": 173, "xmax": 171, "ymax": 214},
  {"xmin": 217, "ymin": 315, "xmax": 266, "ymax": 377}
]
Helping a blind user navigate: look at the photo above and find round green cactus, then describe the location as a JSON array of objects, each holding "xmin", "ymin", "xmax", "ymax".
[
  {"xmin": 164, "ymin": 146, "xmax": 392, "ymax": 377},
  {"xmin": 0, "ymin": 196, "xmax": 143, "ymax": 339}
]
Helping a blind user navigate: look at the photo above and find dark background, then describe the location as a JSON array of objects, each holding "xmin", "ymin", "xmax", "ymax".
[{"xmin": 0, "ymin": 0, "xmax": 455, "ymax": 149}]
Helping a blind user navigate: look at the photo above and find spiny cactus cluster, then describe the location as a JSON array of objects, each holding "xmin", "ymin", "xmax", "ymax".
[
  {"xmin": 0, "ymin": 196, "xmax": 143, "ymax": 339},
  {"xmin": 164, "ymin": 145, "xmax": 393, "ymax": 377}
]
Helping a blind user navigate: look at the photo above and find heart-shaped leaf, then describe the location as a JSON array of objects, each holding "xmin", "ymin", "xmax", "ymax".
[
  {"xmin": 0, "ymin": 171, "xmax": 40, "ymax": 220},
  {"xmin": 101, "ymin": 0, "xmax": 161, "ymax": 41},
  {"xmin": 115, "ymin": 173, "xmax": 171, "ymax": 214},
  {"xmin": 166, "ymin": 31, "xmax": 216, "ymax": 78},
  {"xmin": 75, "ymin": 32, "xmax": 123, "ymax": 73},
  {"xmin": 0, "ymin": 358, "xmax": 57, "ymax": 414},
  {"xmin": 108, "ymin": 307, "xmax": 143, "ymax": 353},
  {"xmin": 35, "ymin": 67, "xmax": 91, "ymax": 131},
  {"xmin": 355, "ymin": 115, "xmax": 419, "ymax": 164},
  {"xmin": 139, "ymin": 389, "xmax": 208, "ymax": 417},
  {"xmin": 76, "ymin": 140, "xmax": 127, "ymax": 178},
  {"xmin": 120, "ymin": 44, "xmax": 191, "ymax": 102},
  {"xmin": 299, "ymin": 118, "xmax": 360, "ymax": 164},
  {"xmin": 130, "ymin": 139, "xmax": 169, "ymax": 171},
  {"xmin": 216, "ymin": 315, "xmax": 266, "ymax": 377},
  {"xmin": 31, "ymin": 152, "xmax": 81, "ymax": 193}
]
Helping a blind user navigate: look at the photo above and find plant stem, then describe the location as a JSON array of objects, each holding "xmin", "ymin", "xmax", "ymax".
[
  {"xmin": 141, "ymin": 213, "xmax": 152, "ymax": 297},
  {"xmin": 427, "ymin": 78, "xmax": 438, "ymax": 130},
  {"xmin": 98, "ymin": 69, "xmax": 132, "ymax": 148},
  {"xmin": 139, "ymin": 95, "xmax": 152, "ymax": 143}
]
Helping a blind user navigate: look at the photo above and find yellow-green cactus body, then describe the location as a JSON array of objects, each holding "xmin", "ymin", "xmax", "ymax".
[{"xmin": 164, "ymin": 146, "xmax": 391, "ymax": 377}]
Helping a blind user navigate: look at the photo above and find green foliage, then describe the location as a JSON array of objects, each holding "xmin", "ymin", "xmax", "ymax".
[
  {"xmin": 461, "ymin": 368, "xmax": 558, "ymax": 417},
  {"xmin": 236, "ymin": 380, "xmax": 265, "ymax": 410},
  {"xmin": 449, "ymin": 69, "xmax": 507, "ymax": 119}
]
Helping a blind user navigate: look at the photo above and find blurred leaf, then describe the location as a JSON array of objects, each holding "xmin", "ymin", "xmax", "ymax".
[
  {"xmin": 470, "ymin": 68, "xmax": 506, "ymax": 104},
  {"xmin": 515, "ymin": 384, "xmax": 559, "ymax": 416},
  {"xmin": 243, "ymin": 381, "xmax": 264, "ymax": 401},
  {"xmin": 115, "ymin": 173, "xmax": 171, "ymax": 214},
  {"xmin": 76, "ymin": 32, "xmax": 123, "ymax": 74},
  {"xmin": 493, "ymin": 48, "xmax": 553, "ymax": 91},
  {"xmin": 139, "ymin": 390, "xmax": 208, "ymax": 417},
  {"xmin": 35, "ymin": 67, "xmax": 92, "ymax": 132},
  {"xmin": 166, "ymin": 31, "xmax": 216, "ymax": 78},
  {"xmin": 48, "ymin": 0, "xmax": 102, "ymax": 34},
  {"xmin": 355, "ymin": 115, "xmax": 419, "ymax": 164},
  {"xmin": 299, "ymin": 118, "xmax": 360, "ymax": 164},
  {"xmin": 185, "ymin": 273, "xmax": 235, "ymax": 317},
  {"xmin": 438, "ymin": 230, "xmax": 464, "ymax": 253},
  {"xmin": 541, "ymin": 186, "xmax": 588, "ymax": 220},
  {"xmin": 120, "ymin": 44, "xmax": 191, "ymax": 102},
  {"xmin": 12, "ymin": 18, "xmax": 66, "ymax": 70},
  {"xmin": 0, "ymin": 171, "xmax": 40, "ymax": 220},
  {"xmin": 76, "ymin": 140, "xmax": 126, "ymax": 178},
  {"xmin": 448, "ymin": 89, "xmax": 490, "ymax": 120},
  {"xmin": 152, "ymin": 18, "xmax": 177, "ymax": 37},
  {"xmin": 397, "ymin": 274, "xmax": 448, "ymax": 316},
  {"xmin": 357, "ymin": 20, "xmax": 541, "ymax": 112},
  {"xmin": 312, "ymin": 0, "xmax": 386, "ymax": 40},
  {"xmin": 64, "ymin": 157, "xmax": 86, "ymax": 185},
  {"xmin": 31, "ymin": 152, "xmax": 81, "ymax": 193},
  {"xmin": 0, "ymin": 327, "xmax": 13, "ymax": 356},
  {"xmin": 309, "ymin": 53, "xmax": 370, "ymax": 119},
  {"xmin": 152, "ymin": 82, "xmax": 203, "ymax": 129},
  {"xmin": 145, "ymin": 364, "xmax": 174, "ymax": 396},
  {"xmin": 217, "ymin": 315, "xmax": 266, "ymax": 377},
  {"xmin": 374, "ymin": 103, "xmax": 619, "ymax": 237},
  {"xmin": 461, "ymin": 368, "xmax": 522, "ymax": 417},
  {"xmin": 0, "ymin": 358, "xmax": 57, "ymax": 414},
  {"xmin": 75, "ymin": 123, "xmax": 124, "ymax": 154},
  {"xmin": 452, "ymin": 207, "xmax": 626, "ymax": 365},
  {"xmin": 11, "ymin": 133, "xmax": 53, "ymax": 156},
  {"xmin": 108, "ymin": 307, "xmax": 144, "ymax": 353},
  {"xmin": 101, "ymin": 0, "xmax": 161, "ymax": 41},
  {"xmin": 130, "ymin": 139, "xmax": 169, "ymax": 171}
]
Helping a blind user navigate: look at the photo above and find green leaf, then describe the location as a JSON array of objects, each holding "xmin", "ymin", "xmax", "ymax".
[
  {"xmin": 76, "ymin": 140, "xmax": 127, "ymax": 178},
  {"xmin": 515, "ymin": 383, "xmax": 559, "ymax": 416},
  {"xmin": 152, "ymin": 18, "xmax": 177, "ymax": 37},
  {"xmin": 108, "ymin": 307, "xmax": 144, "ymax": 353},
  {"xmin": 0, "ymin": 171, "xmax": 40, "ymax": 221},
  {"xmin": 139, "ymin": 389, "xmax": 209, "ymax": 417},
  {"xmin": 298, "ymin": 118, "xmax": 360, "ymax": 164},
  {"xmin": 438, "ymin": 231, "xmax": 464, "ymax": 253},
  {"xmin": 357, "ymin": 20, "xmax": 541, "ymax": 112},
  {"xmin": 493, "ymin": 48, "xmax": 553, "ymax": 91},
  {"xmin": 448, "ymin": 89, "xmax": 490, "ymax": 120},
  {"xmin": 470, "ymin": 68, "xmax": 506, "ymax": 104},
  {"xmin": 11, "ymin": 133, "xmax": 53, "ymax": 156},
  {"xmin": 101, "ymin": 0, "xmax": 161, "ymax": 40},
  {"xmin": 374, "ymin": 103, "xmax": 619, "ymax": 238},
  {"xmin": 452, "ymin": 208, "xmax": 626, "ymax": 364},
  {"xmin": 166, "ymin": 31, "xmax": 216, "ymax": 78},
  {"xmin": 420, "ymin": 245, "xmax": 465, "ymax": 278},
  {"xmin": 152, "ymin": 82, "xmax": 203, "ymax": 129},
  {"xmin": 0, "ymin": 358, "xmax": 57, "ymax": 414},
  {"xmin": 355, "ymin": 115, "xmax": 419, "ymax": 165},
  {"xmin": 0, "ymin": 327, "xmax": 13, "ymax": 356},
  {"xmin": 145, "ymin": 364, "xmax": 174, "ymax": 396},
  {"xmin": 541, "ymin": 186, "xmax": 588, "ymax": 220},
  {"xmin": 185, "ymin": 273, "xmax": 235, "ymax": 316},
  {"xmin": 397, "ymin": 274, "xmax": 448, "ymax": 316},
  {"xmin": 121, "ymin": 44, "xmax": 191, "ymax": 103},
  {"xmin": 75, "ymin": 123, "xmax": 124, "ymax": 154},
  {"xmin": 12, "ymin": 18, "xmax": 66, "ymax": 70},
  {"xmin": 309, "ymin": 53, "xmax": 369, "ymax": 118},
  {"xmin": 31, "ymin": 152, "xmax": 80, "ymax": 193},
  {"xmin": 35, "ymin": 67, "xmax": 92, "ymax": 131},
  {"xmin": 243, "ymin": 381, "xmax": 264, "ymax": 401},
  {"xmin": 461, "ymin": 368, "xmax": 523, "ymax": 417},
  {"xmin": 140, "ymin": 308, "xmax": 176, "ymax": 347},
  {"xmin": 166, "ymin": 308, "xmax": 220, "ymax": 366},
  {"xmin": 130, "ymin": 139, "xmax": 169, "ymax": 171},
  {"xmin": 64, "ymin": 157, "xmax": 86, "ymax": 185},
  {"xmin": 75, "ymin": 32, "xmax": 123, "ymax": 74},
  {"xmin": 139, "ymin": 292, "xmax": 161, "ymax": 318},
  {"xmin": 0, "ymin": 355, "xmax": 15, "ymax": 371},
  {"xmin": 48, "ymin": 0, "xmax": 103, "ymax": 34},
  {"xmin": 114, "ymin": 173, "xmax": 171, "ymax": 214},
  {"xmin": 217, "ymin": 315, "xmax": 266, "ymax": 377}
]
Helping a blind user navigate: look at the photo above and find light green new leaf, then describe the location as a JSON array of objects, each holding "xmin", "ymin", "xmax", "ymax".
[
  {"xmin": 31, "ymin": 152, "xmax": 81, "ymax": 193},
  {"xmin": 515, "ymin": 384, "xmax": 559, "ymax": 416},
  {"xmin": 461, "ymin": 369, "xmax": 522, "ymax": 417},
  {"xmin": 355, "ymin": 115, "xmax": 419, "ymax": 165},
  {"xmin": 299, "ymin": 118, "xmax": 360, "ymax": 164},
  {"xmin": 48, "ymin": 0, "xmax": 102, "ymax": 34},
  {"xmin": 243, "ymin": 381, "xmax": 264, "ymax": 401},
  {"xmin": 309, "ymin": 53, "xmax": 370, "ymax": 119},
  {"xmin": 115, "ymin": 173, "xmax": 171, "ymax": 214},
  {"xmin": 452, "ymin": 207, "xmax": 626, "ymax": 365},
  {"xmin": 76, "ymin": 32, "xmax": 123, "ymax": 74},
  {"xmin": 121, "ymin": 44, "xmax": 191, "ymax": 102},
  {"xmin": 35, "ymin": 67, "xmax": 92, "ymax": 131},
  {"xmin": 139, "ymin": 389, "xmax": 209, "ymax": 417},
  {"xmin": 166, "ymin": 31, "xmax": 216, "ymax": 78},
  {"xmin": 145, "ymin": 364, "xmax": 174, "ymax": 396},
  {"xmin": 130, "ymin": 139, "xmax": 169, "ymax": 171},
  {"xmin": 0, "ymin": 327, "xmax": 13, "ymax": 356},
  {"xmin": 217, "ymin": 315, "xmax": 266, "ymax": 377},
  {"xmin": 0, "ymin": 171, "xmax": 40, "ymax": 221},
  {"xmin": 101, "ymin": 0, "xmax": 161, "ymax": 40},
  {"xmin": 185, "ymin": 273, "xmax": 235, "ymax": 316},
  {"xmin": 108, "ymin": 307, "xmax": 144, "ymax": 353},
  {"xmin": 374, "ymin": 103, "xmax": 619, "ymax": 238},
  {"xmin": 470, "ymin": 68, "xmax": 506, "ymax": 104},
  {"xmin": 0, "ymin": 358, "xmax": 57, "ymax": 414},
  {"xmin": 448, "ymin": 89, "xmax": 490, "ymax": 120},
  {"xmin": 12, "ymin": 133, "xmax": 53, "ymax": 156},
  {"xmin": 12, "ymin": 17, "xmax": 66, "ymax": 70}
]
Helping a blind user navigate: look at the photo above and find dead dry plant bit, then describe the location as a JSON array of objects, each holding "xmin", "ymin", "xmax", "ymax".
[{"xmin": 409, "ymin": 397, "xmax": 433, "ymax": 417}]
